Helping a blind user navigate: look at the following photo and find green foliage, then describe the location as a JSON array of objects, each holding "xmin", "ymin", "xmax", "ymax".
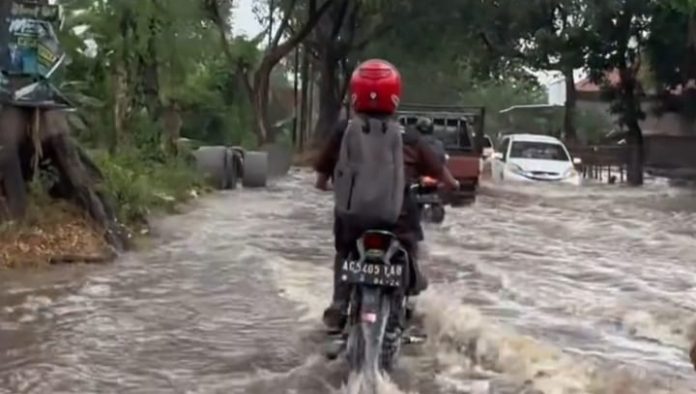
[
  {"xmin": 91, "ymin": 148, "xmax": 207, "ymax": 225},
  {"xmin": 576, "ymin": 108, "xmax": 614, "ymax": 144},
  {"xmin": 459, "ymin": 77, "xmax": 548, "ymax": 133},
  {"xmin": 646, "ymin": 1, "xmax": 696, "ymax": 119},
  {"xmin": 57, "ymin": 0, "xmax": 258, "ymax": 149}
]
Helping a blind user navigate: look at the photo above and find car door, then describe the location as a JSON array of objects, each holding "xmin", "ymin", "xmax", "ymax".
[{"xmin": 492, "ymin": 137, "xmax": 510, "ymax": 181}]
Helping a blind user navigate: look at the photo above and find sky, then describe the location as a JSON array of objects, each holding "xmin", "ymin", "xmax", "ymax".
[{"xmin": 232, "ymin": 0, "xmax": 264, "ymax": 37}]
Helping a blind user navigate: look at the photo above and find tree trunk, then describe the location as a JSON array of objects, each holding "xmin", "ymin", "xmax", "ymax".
[
  {"xmin": 0, "ymin": 106, "xmax": 28, "ymax": 218},
  {"xmin": 299, "ymin": 44, "xmax": 310, "ymax": 150},
  {"xmin": 252, "ymin": 60, "xmax": 274, "ymax": 145},
  {"xmin": 160, "ymin": 104, "xmax": 182, "ymax": 156},
  {"xmin": 292, "ymin": 45, "xmax": 300, "ymax": 146},
  {"xmin": 135, "ymin": 7, "xmax": 161, "ymax": 121},
  {"xmin": 111, "ymin": 62, "xmax": 129, "ymax": 152},
  {"xmin": 312, "ymin": 48, "xmax": 342, "ymax": 147},
  {"xmin": 563, "ymin": 67, "xmax": 577, "ymax": 143},
  {"xmin": 624, "ymin": 119, "xmax": 643, "ymax": 186},
  {"xmin": 306, "ymin": 63, "xmax": 316, "ymax": 144},
  {"xmin": 618, "ymin": 68, "xmax": 644, "ymax": 186},
  {"xmin": 0, "ymin": 106, "xmax": 128, "ymax": 249}
]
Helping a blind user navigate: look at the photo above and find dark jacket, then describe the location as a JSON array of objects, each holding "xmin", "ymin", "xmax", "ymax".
[{"xmin": 422, "ymin": 134, "xmax": 447, "ymax": 165}]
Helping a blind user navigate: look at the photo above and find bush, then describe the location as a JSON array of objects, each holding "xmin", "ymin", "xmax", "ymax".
[{"xmin": 91, "ymin": 147, "xmax": 207, "ymax": 226}]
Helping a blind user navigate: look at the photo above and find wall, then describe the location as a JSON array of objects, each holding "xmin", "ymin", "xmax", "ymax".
[{"xmin": 644, "ymin": 135, "xmax": 696, "ymax": 168}]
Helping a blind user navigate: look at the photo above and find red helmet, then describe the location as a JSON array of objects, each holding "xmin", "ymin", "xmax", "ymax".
[{"xmin": 350, "ymin": 59, "xmax": 402, "ymax": 114}]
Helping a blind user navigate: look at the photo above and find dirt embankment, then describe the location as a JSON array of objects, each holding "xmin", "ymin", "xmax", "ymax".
[{"xmin": 0, "ymin": 199, "xmax": 114, "ymax": 268}]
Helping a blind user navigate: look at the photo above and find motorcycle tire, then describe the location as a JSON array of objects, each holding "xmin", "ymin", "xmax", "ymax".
[
  {"xmin": 430, "ymin": 204, "xmax": 446, "ymax": 223},
  {"xmin": 380, "ymin": 298, "xmax": 405, "ymax": 371},
  {"xmin": 420, "ymin": 205, "xmax": 432, "ymax": 223}
]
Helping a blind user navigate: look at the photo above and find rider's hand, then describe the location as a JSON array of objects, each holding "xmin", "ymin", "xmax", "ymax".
[{"xmin": 443, "ymin": 179, "xmax": 460, "ymax": 191}]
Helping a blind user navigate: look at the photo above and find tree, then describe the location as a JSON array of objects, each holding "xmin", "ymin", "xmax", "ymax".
[
  {"xmin": 60, "ymin": 0, "xmax": 222, "ymax": 151},
  {"xmin": 203, "ymin": 0, "xmax": 334, "ymax": 145},
  {"xmin": 646, "ymin": 1, "xmax": 696, "ymax": 122},
  {"xmin": 585, "ymin": 0, "xmax": 653, "ymax": 186},
  {"xmin": 478, "ymin": 0, "xmax": 592, "ymax": 142},
  {"xmin": 305, "ymin": 0, "xmax": 406, "ymax": 145}
]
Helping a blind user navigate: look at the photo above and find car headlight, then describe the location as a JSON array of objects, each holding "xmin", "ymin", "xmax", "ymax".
[
  {"xmin": 507, "ymin": 163, "xmax": 525, "ymax": 175},
  {"xmin": 563, "ymin": 167, "xmax": 578, "ymax": 178}
]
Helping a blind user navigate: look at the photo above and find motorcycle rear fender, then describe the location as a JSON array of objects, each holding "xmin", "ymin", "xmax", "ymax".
[{"xmin": 359, "ymin": 287, "xmax": 382, "ymax": 323}]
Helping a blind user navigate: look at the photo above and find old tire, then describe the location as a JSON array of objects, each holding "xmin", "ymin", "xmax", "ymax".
[
  {"xmin": 242, "ymin": 150, "xmax": 268, "ymax": 188},
  {"xmin": 193, "ymin": 146, "xmax": 231, "ymax": 190},
  {"xmin": 0, "ymin": 150, "xmax": 27, "ymax": 219}
]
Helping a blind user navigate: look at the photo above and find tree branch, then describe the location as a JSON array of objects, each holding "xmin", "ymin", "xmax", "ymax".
[
  {"xmin": 330, "ymin": 0, "xmax": 351, "ymax": 39},
  {"xmin": 268, "ymin": 0, "xmax": 336, "ymax": 66},
  {"xmin": 271, "ymin": 0, "xmax": 299, "ymax": 49},
  {"xmin": 479, "ymin": 31, "xmax": 528, "ymax": 61},
  {"xmin": 351, "ymin": 22, "xmax": 393, "ymax": 51}
]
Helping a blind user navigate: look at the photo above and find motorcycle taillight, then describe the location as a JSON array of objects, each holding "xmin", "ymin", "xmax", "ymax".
[{"xmin": 362, "ymin": 233, "xmax": 390, "ymax": 251}]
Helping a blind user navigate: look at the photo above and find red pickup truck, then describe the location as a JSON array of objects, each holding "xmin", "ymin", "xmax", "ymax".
[{"xmin": 398, "ymin": 104, "xmax": 486, "ymax": 204}]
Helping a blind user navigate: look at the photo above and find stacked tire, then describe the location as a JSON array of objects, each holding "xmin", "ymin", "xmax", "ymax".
[{"xmin": 192, "ymin": 146, "xmax": 268, "ymax": 189}]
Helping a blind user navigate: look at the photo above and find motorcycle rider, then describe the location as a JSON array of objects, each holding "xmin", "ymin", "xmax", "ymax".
[
  {"xmin": 313, "ymin": 59, "xmax": 459, "ymax": 332},
  {"xmin": 414, "ymin": 117, "xmax": 447, "ymax": 165}
]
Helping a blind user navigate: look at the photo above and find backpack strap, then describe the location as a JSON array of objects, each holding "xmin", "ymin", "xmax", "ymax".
[{"xmin": 354, "ymin": 114, "xmax": 391, "ymax": 134}]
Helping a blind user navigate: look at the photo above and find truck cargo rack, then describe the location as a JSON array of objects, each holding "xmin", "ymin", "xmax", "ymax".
[{"xmin": 397, "ymin": 103, "xmax": 486, "ymax": 153}]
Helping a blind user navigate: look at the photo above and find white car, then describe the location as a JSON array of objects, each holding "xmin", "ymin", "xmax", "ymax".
[
  {"xmin": 481, "ymin": 135, "xmax": 495, "ymax": 159},
  {"xmin": 491, "ymin": 134, "xmax": 582, "ymax": 185},
  {"xmin": 478, "ymin": 134, "xmax": 495, "ymax": 174}
]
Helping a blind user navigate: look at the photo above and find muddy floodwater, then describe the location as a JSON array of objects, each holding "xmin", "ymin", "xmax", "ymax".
[{"xmin": 2, "ymin": 169, "xmax": 696, "ymax": 393}]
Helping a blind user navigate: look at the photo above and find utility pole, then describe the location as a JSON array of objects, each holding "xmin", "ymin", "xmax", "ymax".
[
  {"xmin": 292, "ymin": 45, "xmax": 299, "ymax": 146},
  {"xmin": 306, "ymin": 62, "xmax": 314, "ymax": 145},
  {"xmin": 299, "ymin": 44, "xmax": 309, "ymax": 150}
]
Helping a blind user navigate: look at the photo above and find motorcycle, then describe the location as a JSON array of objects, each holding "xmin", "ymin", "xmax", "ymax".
[
  {"xmin": 413, "ymin": 176, "xmax": 446, "ymax": 224},
  {"xmin": 327, "ymin": 230, "xmax": 410, "ymax": 378}
]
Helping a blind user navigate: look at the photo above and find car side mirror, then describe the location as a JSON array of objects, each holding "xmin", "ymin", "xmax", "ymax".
[{"xmin": 572, "ymin": 157, "xmax": 582, "ymax": 165}]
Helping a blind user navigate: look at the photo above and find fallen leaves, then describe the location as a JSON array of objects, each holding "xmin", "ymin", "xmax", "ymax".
[{"xmin": 0, "ymin": 200, "xmax": 112, "ymax": 268}]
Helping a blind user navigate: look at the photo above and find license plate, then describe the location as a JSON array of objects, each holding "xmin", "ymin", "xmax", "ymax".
[
  {"xmin": 340, "ymin": 260, "xmax": 404, "ymax": 287},
  {"xmin": 415, "ymin": 194, "xmax": 441, "ymax": 204}
]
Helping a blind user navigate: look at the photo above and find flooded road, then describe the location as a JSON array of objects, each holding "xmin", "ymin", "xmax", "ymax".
[{"xmin": 2, "ymin": 169, "xmax": 696, "ymax": 393}]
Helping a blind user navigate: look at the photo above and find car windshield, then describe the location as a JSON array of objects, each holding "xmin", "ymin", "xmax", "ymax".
[{"xmin": 509, "ymin": 141, "xmax": 570, "ymax": 161}]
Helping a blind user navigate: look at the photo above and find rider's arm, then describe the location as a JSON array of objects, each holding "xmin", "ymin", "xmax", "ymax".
[
  {"xmin": 313, "ymin": 122, "xmax": 345, "ymax": 189},
  {"xmin": 416, "ymin": 140, "xmax": 459, "ymax": 189},
  {"xmin": 440, "ymin": 166, "xmax": 459, "ymax": 189}
]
